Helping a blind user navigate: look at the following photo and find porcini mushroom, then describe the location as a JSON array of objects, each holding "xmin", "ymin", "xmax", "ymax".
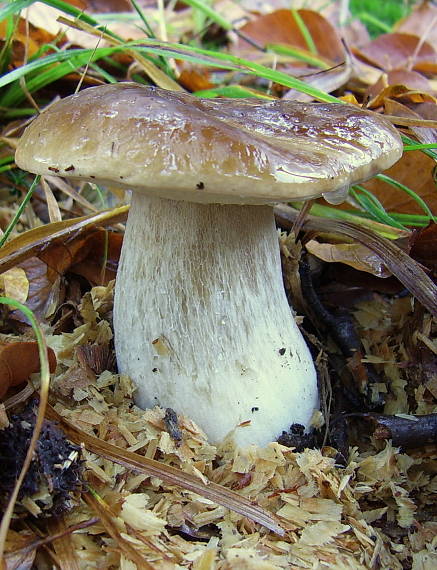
[{"xmin": 15, "ymin": 83, "xmax": 403, "ymax": 447}]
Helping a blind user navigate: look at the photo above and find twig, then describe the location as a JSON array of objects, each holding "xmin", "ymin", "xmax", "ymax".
[
  {"xmin": 274, "ymin": 204, "xmax": 437, "ymax": 317},
  {"xmin": 347, "ymin": 413, "xmax": 437, "ymax": 448}
]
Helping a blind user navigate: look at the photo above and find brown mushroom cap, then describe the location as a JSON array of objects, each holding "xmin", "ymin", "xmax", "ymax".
[{"xmin": 15, "ymin": 83, "xmax": 402, "ymax": 205}]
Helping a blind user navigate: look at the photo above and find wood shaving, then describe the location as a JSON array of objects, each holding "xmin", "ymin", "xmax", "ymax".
[{"xmin": 4, "ymin": 283, "xmax": 436, "ymax": 568}]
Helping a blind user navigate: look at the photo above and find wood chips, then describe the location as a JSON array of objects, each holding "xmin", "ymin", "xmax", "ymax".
[{"xmin": 3, "ymin": 282, "xmax": 436, "ymax": 569}]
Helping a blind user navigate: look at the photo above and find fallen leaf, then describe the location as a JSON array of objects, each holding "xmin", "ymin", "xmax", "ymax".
[
  {"xmin": 0, "ymin": 18, "xmax": 56, "ymax": 67},
  {"xmin": 409, "ymin": 101, "xmax": 437, "ymax": 122},
  {"xmin": 14, "ymin": 229, "xmax": 122, "ymax": 321},
  {"xmin": 362, "ymin": 151, "xmax": 437, "ymax": 215},
  {"xmin": 235, "ymin": 9, "xmax": 345, "ymax": 63},
  {"xmin": 395, "ymin": 1, "xmax": 437, "ymax": 51},
  {"xmin": 15, "ymin": 256, "xmax": 62, "ymax": 321},
  {"xmin": 410, "ymin": 223, "xmax": 437, "ymax": 276},
  {"xmin": 3, "ymin": 529, "xmax": 37, "ymax": 570},
  {"xmin": 366, "ymin": 70, "xmax": 434, "ymax": 103},
  {"xmin": 69, "ymin": 230, "xmax": 123, "ymax": 285},
  {"xmin": 283, "ymin": 53, "xmax": 353, "ymax": 101},
  {"xmin": 78, "ymin": 0, "xmax": 131, "ymax": 12},
  {"xmin": 305, "ymin": 240, "xmax": 390, "ymax": 277},
  {"xmin": 0, "ymin": 206, "xmax": 128, "ymax": 275},
  {"xmin": 353, "ymin": 33, "xmax": 437, "ymax": 72},
  {"xmin": 383, "ymin": 98, "xmax": 437, "ymax": 144},
  {"xmin": 385, "ymin": 69, "xmax": 434, "ymax": 91},
  {"xmin": 367, "ymin": 84, "xmax": 436, "ymax": 109},
  {"xmin": 0, "ymin": 342, "xmax": 57, "ymax": 399},
  {"xmin": 275, "ymin": 203, "xmax": 437, "ymax": 317},
  {"xmin": 178, "ymin": 67, "xmax": 215, "ymax": 92},
  {"xmin": 0, "ymin": 268, "xmax": 29, "ymax": 304},
  {"xmin": 0, "ymin": 207, "xmax": 127, "ymax": 322}
]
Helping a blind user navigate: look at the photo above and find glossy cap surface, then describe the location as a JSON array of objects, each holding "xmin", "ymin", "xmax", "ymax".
[{"xmin": 16, "ymin": 83, "xmax": 403, "ymax": 204}]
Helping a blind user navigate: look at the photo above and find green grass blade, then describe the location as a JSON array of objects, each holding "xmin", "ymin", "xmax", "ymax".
[
  {"xmin": 1, "ymin": 108, "xmax": 37, "ymax": 118},
  {"xmin": 290, "ymin": 9, "xmax": 317, "ymax": 54},
  {"xmin": 0, "ymin": 47, "xmax": 112, "ymax": 88},
  {"xmin": 179, "ymin": 0, "xmax": 233, "ymax": 31},
  {"xmin": 0, "ymin": 46, "xmax": 122, "ymax": 106},
  {"xmin": 0, "ymin": 176, "xmax": 40, "ymax": 248},
  {"xmin": 0, "ymin": 164, "xmax": 15, "ymax": 174},
  {"xmin": 376, "ymin": 174, "xmax": 435, "ymax": 219},
  {"xmin": 386, "ymin": 212, "xmax": 437, "ymax": 226},
  {"xmin": 0, "ymin": 0, "xmax": 34, "ymax": 20},
  {"xmin": 266, "ymin": 43, "xmax": 329, "ymax": 69},
  {"xmin": 88, "ymin": 62, "xmax": 118, "ymax": 84},
  {"xmin": 130, "ymin": 0, "xmax": 155, "ymax": 38},
  {"xmin": 129, "ymin": 0, "xmax": 175, "ymax": 78},
  {"xmin": 0, "ymin": 296, "xmax": 51, "ymax": 560},
  {"xmin": 403, "ymin": 143, "xmax": 437, "ymax": 151},
  {"xmin": 303, "ymin": 202, "xmax": 408, "ymax": 239},
  {"xmin": 355, "ymin": 12, "xmax": 392, "ymax": 34},
  {"xmin": 194, "ymin": 85, "xmax": 275, "ymax": 99},
  {"xmin": 0, "ymin": 156, "xmax": 15, "ymax": 168},
  {"xmin": 0, "ymin": 155, "xmax": 16, "ymax": 174},
  {"xmin": 401, "ymin": 134, "xmax": 437, "ymax": 160},
  {"xmin": 351, "ymin": 185, "xmax": 408, "ymax": 230},
  {"xmin": 0, "ymin": 31, "xmax": 340, "ymax": 104},
  {"xmin": 133, "ymin": 40, "xmax": 340, "ymax": 102}
]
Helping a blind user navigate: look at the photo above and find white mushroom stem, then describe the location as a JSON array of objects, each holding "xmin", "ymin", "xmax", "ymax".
[{"xmin": 114, "ymin": 194, "xmax": 318, "ymax": 447}]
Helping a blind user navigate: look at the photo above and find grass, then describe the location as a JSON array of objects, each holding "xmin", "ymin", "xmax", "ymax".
[
  {"xmin": 349, "ymin": 0, "xmax": 415, "ymax": 37},
  {"xmin": 0, "ymin": 297, "xmax": 51, "ymax": 560}
]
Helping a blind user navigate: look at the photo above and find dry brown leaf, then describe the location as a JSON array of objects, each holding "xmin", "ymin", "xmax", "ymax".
[
  {"xmin": 3, "ymin": 530, "xmax": 37, "ymax": 570},
  {"xmin": 385, "ymin": 69, "xmax": 434, "ymax": 91},
  {"xmin": 283, "ymin": 54, "xmax": 353, "ymax": 101},
  {"xmin": 77, "ymin": 0, "xmax": 131, "ymax": 12},
  {"xmin": 395, "ymin": 0, "xmax": 437, "ymax": 51},
  {"xmin": 367, "ymin": 84, "xmax": 436, "ymax": 108},
  {"xmin": 353, "ymin": 33, "xmax": 437, "ymax": 72},
  {"xmin": 383, "ymin": 98, "xmax": 437, "ymax": 144},
  {"xmin": 305, "ymin": 240, "xmax": 390, "ymax": 277},
  {"xmin": 69, "ymin": 231, "xmax": 123, "ymax": 285},
  {"xmin": 410, "ymin": 223, "xmax": 437, "ymax": 276},
  {"xmin": 275, "ymin": 204, "xmax": 437, "ymax": 317},
  {"xmin": 366, "ymin": 70, "xmax": 434, "ymax": 102},
  {"xmin": 235, "ymin": 9, "xmax": 344, "ymax": 63},
  {"xmin": 362, "ymin": 151, "xmax": 437, "ymax": 215},
  {"xmin": 178, "ymin": 67, "xmax": 215, "ymax": 92},
  {"xmin": 0, "ymin": 207, "xmax": 127, "ymax": 322},
  {"xmin": 0, "ymin": 206, "xmax": 128, "ymax": 275},
  {"xmin": 14, "ymin": 229, "xmax": 121, "ymax": 321},
  {"xmin": 0, "ymin": 341, "xmax": 57, "ymax": 399},
  {"xmin": 0, "ymin": 18, "xmax": 57, "ymax": 66}
]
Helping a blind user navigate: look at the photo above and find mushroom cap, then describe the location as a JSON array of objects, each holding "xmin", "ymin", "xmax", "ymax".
[{"xmin": 15, "ymin": 83, "xmax": 402, "ymax": 205}]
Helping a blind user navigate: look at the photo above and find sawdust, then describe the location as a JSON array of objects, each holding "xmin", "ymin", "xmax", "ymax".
[{"xmin": 3, "ymin": 283, "xmax": 436, "ymax": 569}]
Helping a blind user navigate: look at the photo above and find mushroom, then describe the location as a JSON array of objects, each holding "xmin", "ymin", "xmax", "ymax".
[{"xmin": 15, "ymin": 83, "xmax": 403, "ymax": 447}]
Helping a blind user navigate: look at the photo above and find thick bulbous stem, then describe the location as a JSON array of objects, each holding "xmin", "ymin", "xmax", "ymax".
[{"xmin": 114, "ymin": 194, "xmax": 318, "ymax": 447}]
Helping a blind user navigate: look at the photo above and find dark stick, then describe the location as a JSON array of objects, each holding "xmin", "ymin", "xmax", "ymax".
[{"xmin": 348, "ymin": 413, "xmax": 437, "ymax": 448}]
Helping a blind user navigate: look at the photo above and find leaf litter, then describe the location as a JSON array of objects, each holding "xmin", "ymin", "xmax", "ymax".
[
  {"xmin": 1, "ymin": 275, "xmax": 435, "ymax": 568},
  {"xmin": 0, "ymin": 0, "xmax": 436, "ymax": 568}
]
